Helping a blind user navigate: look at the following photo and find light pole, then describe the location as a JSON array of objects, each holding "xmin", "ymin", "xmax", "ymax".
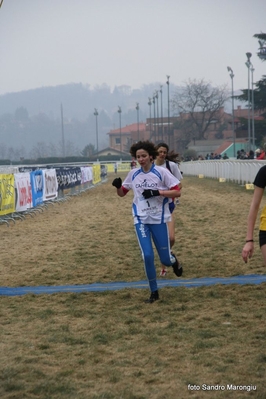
[
  {"xmin": 93, "ymin": 108, "xmax": 99, "ymax": 153},
  {"xmin": 155, "ymin": 90, "xmax": 159, "ymax": 142},
  {"xmin": 118, "ymin": 106, "xmax": 122, "ymax": 155},
  {"xmin": 166, "ymin": 75, "xmax": 170, "ymax": 146},
  {"xmin": 148, "ymin": 97, "xmax": 152, "ymax": 139},
  {"xmin": 251, "ymin": 64, "xmax": 255, "ymax": 150},
  {"xmin": 152, "ymin": 95, "xmax": 156, "ymax": 141},
  {"xmin": 160, "ymin": 85, "xmax": 163, "ymax": 141},
  {"xmin": 227, "ymin": 67, "xmax": 236, "ymax": 158},
  {"xmin": 245, "ymin": 52, "xmax": 252, "ymax": 151},
  {"xmin": 60, "ymin": 103, "xmax": 65, "ymax": 157},
  {"xmin": 136, "ymin": 102, "xmax": 140, "ymax": 141}
]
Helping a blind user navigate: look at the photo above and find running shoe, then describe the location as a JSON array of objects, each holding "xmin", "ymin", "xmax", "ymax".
[
  {"xmin": 145, "ymin": 290, "xmax": 159, "ymax": 303},
  {"xmin": 171, "ymin": 252, "xmax": 183, "ymax": 277}
]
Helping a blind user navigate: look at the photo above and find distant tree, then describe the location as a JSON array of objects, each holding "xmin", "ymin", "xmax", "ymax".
[
  {"xmin": 64, "ymin": 140, "xmax": 80, "ymax": 157},
  {"xmin": 233, "ymin": 33, "xmax": 266, "ymax": 145},
  {"xmin": 99, "ymin": 109, "xmax": 112, "ymax": 128},
  {"xmin": 254, "ymin": 32, "xmax": 266, "ymax": 61},
  {"xmin": 254, "ymin": 33, "xmax": 266, "ymax": 40},
  {"xmin": 0, "ymin": 112, "xmax": 13, "ymax": 124},
  {"xmin": 113, "ymin": 85, "xmax": 132, "ymax": 96},
  {"xmin": 173, "ymin": 118, "xmax": 194, "ymax": 150},
  {"xmin": 235, "ymin": 75, "xmax": 266, "ymax": 113},
  {"xmin": 7, "ymin": 146, "xmax": 15, "ymax": 161},
  {"xmin": 17, "ymin": 145, "xmax": 27, "ymax": 160},
  {"xmin": 171, "ymin": 79, "xmax": 228, "ymax": 140},
  {"xmin": 14, "ymin": 107, "xmax": 29, "ymax": 122},
  {"xmin": 81, "ymin": 144, "xmax": 95, "ymax": 157},
  {"xmin": 48, "ymin": 142, "xmax": 59, "ymax": 157},
  {"xmin": 29, "ymin": 142, "xmax": 48, "ymax": 159},
  {"xmin": 0, "ymin": 143, "xmax": 7, "ymax": 158}
]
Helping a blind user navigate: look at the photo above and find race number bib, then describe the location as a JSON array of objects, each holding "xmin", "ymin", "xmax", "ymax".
[{"xmin": 138, "ymin": 196, "xmax": 161, "ymax": 215}]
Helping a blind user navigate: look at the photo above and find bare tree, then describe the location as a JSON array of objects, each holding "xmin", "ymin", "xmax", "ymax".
[
  {"xmin": 48, "ymin": 142, "xmax": 59, "ymax": 157},
  {"xmin": 29, "ymin": 142, "xmax": 48, "ymax": 159},
  {"xmin": 171, "ymin": 79, "xmax": 228, "ymax": 140},
  {"xmin": 64, "ymin": 140, "xmax": 80, "ymax": 157},
  {"xmin": 0, "ymin": 143, "xmax": 7, "ymax": 159}
]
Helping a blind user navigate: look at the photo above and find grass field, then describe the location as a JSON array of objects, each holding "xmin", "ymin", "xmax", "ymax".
[{"xmin": 1, "ymin": 173, "xmax": 266, "ymax": 398}]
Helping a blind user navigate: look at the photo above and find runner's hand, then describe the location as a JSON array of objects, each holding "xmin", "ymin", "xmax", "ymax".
[
  {"xmin": 242, "ymin": 242, "xmax": 254, "ymax": 263},
  {"xmin": 142, "ymin": 189, "xmax": 160, "ymax": 199},
  {"xmin": 112, "ymin": 177, "xmax": 122, "ymax": 189}
]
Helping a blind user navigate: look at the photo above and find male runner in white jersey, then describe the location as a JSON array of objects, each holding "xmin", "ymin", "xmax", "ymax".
[{"xmin": 112, "ymin": 141, "xmax": 183, "ymax": 303}]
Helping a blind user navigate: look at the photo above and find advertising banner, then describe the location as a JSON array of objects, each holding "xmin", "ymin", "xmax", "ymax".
[
  {"xmin": 117, "ymin": 162, "xmax": 131, "ymax": 172},
  {"xmin": 43, "ymin": 169, "xmax": 58, "ymax": 201},
  {"xmin": 56, "ymin": 167, "xmax": 83, "ymax": 190},
  {"xmin": 81, "ymin": 166, "xmax": 93, "ymax": 184},
  {"xmin": 14, "ymin": 172, "xmax": 32, "ymax": 212},
  {"xmin": 30, "ymin": 170, "xmax": 44, "ymax": 207},
  {"xmin": 0, "ymin": 173, "xmax": 15, "ymax": 216},
  {"xmin": 92, "ymin": 164, "xmax": 101, "ymax": 185},
  {"xmin": 104, "ymin": 164, "xmax": 115, "ymax": 173}
]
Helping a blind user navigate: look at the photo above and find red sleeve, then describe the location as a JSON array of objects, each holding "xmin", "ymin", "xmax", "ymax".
[
  {"xmin": 122, "ymin": 186, "xmax": 129, "ymax": 195},
  {"xmin": 170, "ymin": 185, "xmax": 180, "ymax": 191}
]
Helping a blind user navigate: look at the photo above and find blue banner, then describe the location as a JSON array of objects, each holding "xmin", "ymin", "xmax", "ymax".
[{"xmin": 30, "ymin": 170, "xmax": 44, "ymax": 207}]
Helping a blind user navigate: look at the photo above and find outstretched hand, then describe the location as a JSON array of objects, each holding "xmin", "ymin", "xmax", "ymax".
[
  {"xmin": 242, "ymin": 242, "xmax": 254, "ymax": 263},
  {"xmin": 112, "ymin": 177, "xmax": 122, "ymax": 189},
  {"xmin": 142, "ymin": 189, "xmax": 160, "ymax": 199}
]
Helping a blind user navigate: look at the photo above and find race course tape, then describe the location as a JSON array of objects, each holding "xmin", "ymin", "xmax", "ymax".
[{"xmin": 0, "ymin": 274, "xmax": 266, "ymax": 296}]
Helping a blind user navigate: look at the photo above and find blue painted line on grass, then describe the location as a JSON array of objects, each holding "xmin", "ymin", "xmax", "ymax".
[{"xmin": 0, "ymin": 274, "xmax": 266, "ymax": 297}]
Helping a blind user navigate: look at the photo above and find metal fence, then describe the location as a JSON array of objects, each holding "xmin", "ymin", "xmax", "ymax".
[{"xmin": 180, "ymin": 159, "xmax": 266, "ymax": 185}]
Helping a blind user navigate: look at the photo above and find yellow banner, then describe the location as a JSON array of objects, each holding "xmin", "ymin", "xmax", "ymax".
[
  {"xmin": 103, "ymin": 164, "xmax": 115, "ymax": 173},
  {"xmin": 102, "ymin": 163, "xmax": 134, "ymax": 173},
  {"xmin": 118, "ymin": 163, "xmax": 131, "ymax": 172},
  {"xmin": 93, "ymin": 164, "xmax": 101, "ymax": 185},
  {"xmin": 0, "ymin": 174, "xmax": 16, "ymax": 215}
]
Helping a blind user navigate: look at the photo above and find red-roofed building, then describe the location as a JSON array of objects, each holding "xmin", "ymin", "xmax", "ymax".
[{"xmin": 108, "ymin": 123, "xmax": 150, "ymax": 153}]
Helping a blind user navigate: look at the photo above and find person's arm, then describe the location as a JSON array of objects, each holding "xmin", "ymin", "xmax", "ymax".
[
  {"xmin": 112, "ymin": 177, "xmax": 128, "ymax": 197},
  {"xmin": 142, "ymin": 185, "xmax": 181, "ymax": 199},
  {"xmin": 242, "ymin": 186, "xmax": 264, "ymax": 263},
  {"xmin": 159, "ymin": 185, "xmax": 181, "ymax": 198}
]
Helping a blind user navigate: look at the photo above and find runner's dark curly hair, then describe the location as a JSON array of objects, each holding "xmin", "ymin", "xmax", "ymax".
[{"xmin": 130, "ymin": 141, "xmax": 158, "ymax": 159}]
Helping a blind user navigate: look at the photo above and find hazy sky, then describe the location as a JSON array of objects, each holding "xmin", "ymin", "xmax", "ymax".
[{"xmin": 0, "ymin": 0, "xmax": 265, "ymax": 96}]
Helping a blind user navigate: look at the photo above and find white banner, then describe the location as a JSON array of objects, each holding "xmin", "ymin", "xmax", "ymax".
[
  {"xmin": 14, "ymin": 172, "xmax": 32, "ymax": 212},
  {"xmin": 81, "ymin": 166, "xmax": 93, "ymax": 184},
  {"xmin": 43, "ymin": 169, "xmax": 58, "ymax": 201}
]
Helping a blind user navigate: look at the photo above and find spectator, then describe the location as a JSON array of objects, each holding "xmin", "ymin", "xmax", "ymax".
[
  {"xmin": 255, "ymin": 148, "xmax": 262, "ymax": 158},
  {"xmin": 248, "ymin": 150, "xmax": 255, "ymax": 159},
  {"xmin": 130, "ymin": 159, "xmax": 137, "ymax": 169},
  {"xmin": 238, "ymin": 149, "xmax": 248, "ymax": 159}
]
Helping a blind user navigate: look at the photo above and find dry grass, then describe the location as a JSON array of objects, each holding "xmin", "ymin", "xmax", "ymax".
[{"xmin": 1, "ymin": 173, "xmax": 266, "ymax": 399}]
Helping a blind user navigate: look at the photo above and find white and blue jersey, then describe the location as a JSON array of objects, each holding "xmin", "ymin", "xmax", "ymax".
[{"xmin": 122, "ymin": 163, "xmax": 180, "ymax": 225}]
